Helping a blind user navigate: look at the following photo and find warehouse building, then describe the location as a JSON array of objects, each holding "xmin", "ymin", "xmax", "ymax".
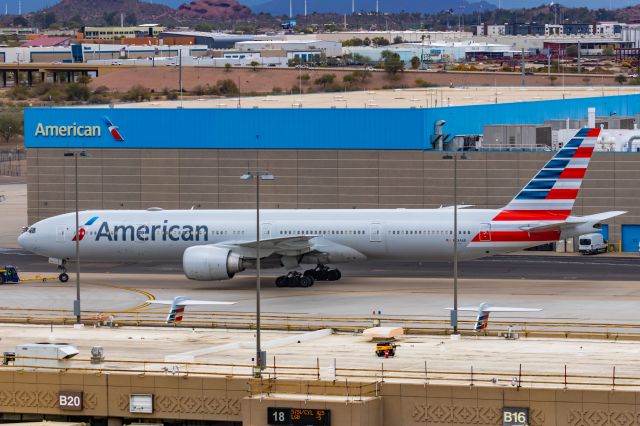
[{"xmin": 22, "ymin": 91, "xmax": 640, "ymax": 251}]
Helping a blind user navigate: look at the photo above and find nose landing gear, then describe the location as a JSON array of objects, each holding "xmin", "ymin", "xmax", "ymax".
[{"xmin": 57, "ymin": 260, "xmax": 69, "ymax": 283}]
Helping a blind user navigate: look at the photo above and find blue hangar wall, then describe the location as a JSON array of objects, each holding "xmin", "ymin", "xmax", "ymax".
[{"xmin": 24, "ymin": 94, "xmax": 640, "ymax": 150}]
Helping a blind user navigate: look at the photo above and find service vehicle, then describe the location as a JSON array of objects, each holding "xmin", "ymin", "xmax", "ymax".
[{"xmin": 579, "ymin": 233, "xmax": 607, "ymax": 255}]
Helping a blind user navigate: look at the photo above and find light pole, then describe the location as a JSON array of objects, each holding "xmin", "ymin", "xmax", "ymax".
[
  {"xmin": 442, "ymin": 151, "xmax": 469, "ymax": 335},
  {"xmin": 64, "ymin": 150, "xmax": 89, "ymax": 325},
  {"xmin": 240, "ymin": 169, "xmax": 274, "ymax": 377}
]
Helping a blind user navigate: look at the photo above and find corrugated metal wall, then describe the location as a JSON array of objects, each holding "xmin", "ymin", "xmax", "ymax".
[{"xmin": 24, "ymin": 94, "xmax": 640, "ymax": 150}]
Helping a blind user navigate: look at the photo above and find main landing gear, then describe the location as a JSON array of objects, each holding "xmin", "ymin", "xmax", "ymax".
[
  {"xmin": 303, "ymin": 264, "xmax": 341, "ymax": 282},
  {"xmin": 275, "ymin": 272, "xmax": 314, "ymax": 288},
  {"xmin": 57, "ymin": 260, "xmax": 69, "ymax": 283},
  {"xmin": 275, "ymin": 265, "xmax": 342, "ymax": 288}
]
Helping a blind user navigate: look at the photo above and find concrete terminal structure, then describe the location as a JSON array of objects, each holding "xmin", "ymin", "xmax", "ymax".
[{"xmin": 1, "ymin": 324, "xmax": 640, "ymax": 426}]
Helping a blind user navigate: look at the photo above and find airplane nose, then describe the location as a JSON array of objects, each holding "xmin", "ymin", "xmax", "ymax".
[{"xmin": 17, "ymin": 232, "xmax": 32, "ymax": 251}]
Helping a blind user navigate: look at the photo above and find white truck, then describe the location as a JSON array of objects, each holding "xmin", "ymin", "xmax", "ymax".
[{"xmin": 578, "ymin": 233, "xmax": 607, "ymax": 255}]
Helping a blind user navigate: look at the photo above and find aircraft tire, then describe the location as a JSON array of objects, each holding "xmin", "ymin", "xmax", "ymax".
[
  {"xmin": 327, "ymin": 269, "xmax": 341, "ymax": 281},
  {"xmin": 316, "ymin": 269, "xmax": 328, "ymax": 281},
  {"xmin": 275, "ymin": 276, "xmax": 287, "ymax": 287},
  {"xmin": 59, "ymin": 273, "xmax": 69, "ymax": 283},
  {"xmin": 300, "ymin": 276, "xmax": 313, "ymax": 288},
  {"xmin": 288, "ymin": 275, "xmax": 300, "ymax": 287}
]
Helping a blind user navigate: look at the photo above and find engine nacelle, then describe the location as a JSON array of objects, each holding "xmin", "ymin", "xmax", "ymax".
[{"xmin": 183, "ymin": 245, "xmax": 245, "ymax": 281}]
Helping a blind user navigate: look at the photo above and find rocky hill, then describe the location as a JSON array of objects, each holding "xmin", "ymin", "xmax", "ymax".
[
  {"xmin": 33, "ymin": 0, "xmax": 252, "ymax": 25},
  {"xmin": 177, "ymin": 0, "xmax": 251, "ymax": 19},
  {"xmin": 40, "ymin": 0, "xmax": 176, "ymax": 24}
]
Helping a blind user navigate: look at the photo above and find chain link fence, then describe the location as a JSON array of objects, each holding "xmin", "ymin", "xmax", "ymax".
[{"xmin": 0, "ymin": 149, "xmax": 26, "ymax": 176}]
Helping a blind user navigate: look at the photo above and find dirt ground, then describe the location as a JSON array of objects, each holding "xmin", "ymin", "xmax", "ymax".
[{"xmin": 91, "ymin": 67, "xmax": 620, "ymax": 94}]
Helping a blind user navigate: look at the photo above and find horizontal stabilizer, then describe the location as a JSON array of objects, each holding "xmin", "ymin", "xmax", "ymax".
[
  {"xmin": 150, "ymin": 300, "xmax": 236, "ymax": 306},
  {"xmin": 448, "ymin": 307, "xmax": 541, "ymax": 312},
  {"xmin": 520, "ymin": 211, "xmax": 626, "ymax": 232},
  {"xmin": 566, "ymin": 211, "xmax": 627, "ymax": 224}
]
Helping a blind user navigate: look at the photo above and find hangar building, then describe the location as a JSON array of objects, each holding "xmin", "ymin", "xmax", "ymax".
[{"xmin": 23, "ymin": 90, "xmax": 640, "ymax": 251}]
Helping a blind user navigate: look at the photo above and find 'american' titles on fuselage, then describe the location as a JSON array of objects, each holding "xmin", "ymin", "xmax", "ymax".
[{"xmin": 95, "ymin": 220, "xmax": 209, "ymax": 242}]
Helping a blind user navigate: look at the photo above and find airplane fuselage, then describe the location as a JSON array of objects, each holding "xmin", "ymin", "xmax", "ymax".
[{"xmin": 19, "ymin": 208, "xmax": 580, "ymax": 264}]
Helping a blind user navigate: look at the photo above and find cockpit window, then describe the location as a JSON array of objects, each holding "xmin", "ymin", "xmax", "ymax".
[{"xmin": 28, "ymin": 227, "xmax": 36, "ymax": 234}]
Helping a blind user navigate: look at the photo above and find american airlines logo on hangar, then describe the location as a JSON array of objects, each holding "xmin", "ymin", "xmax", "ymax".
[{"xmin": 33, "ymin": 116, "xmax": 124, "ymax": 141}]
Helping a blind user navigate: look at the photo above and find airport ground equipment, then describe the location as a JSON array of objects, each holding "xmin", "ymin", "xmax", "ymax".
[
  {"xmin": 579, "ymin": 233, "xmax": 608, "ymax": 255},
  {"xmin": 0, "ymin": 266, "xmax": 19, "ymax": 284},
  {"xmin": 375, "ymin": 341, "xmax": 397, "ymax": 357}
]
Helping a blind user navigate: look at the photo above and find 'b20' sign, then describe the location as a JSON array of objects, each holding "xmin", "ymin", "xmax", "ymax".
[{"xmin": 59, "ymin": 391, "xmax": 83, "ymax": 411}]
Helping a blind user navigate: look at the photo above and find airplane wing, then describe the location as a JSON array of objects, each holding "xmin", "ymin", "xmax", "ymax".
[
  {"xmin": 149, "ymin": 300, "xmax": 236, "ymax": 306},
  {"xmin": 216, "ymin": 236, "xmax": 366, "ymax": 261}
]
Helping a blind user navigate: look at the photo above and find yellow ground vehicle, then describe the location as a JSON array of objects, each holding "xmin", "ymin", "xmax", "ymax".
[{"xmin": 375, "ymin": 341, "xmax": 397, "ymax": 357}]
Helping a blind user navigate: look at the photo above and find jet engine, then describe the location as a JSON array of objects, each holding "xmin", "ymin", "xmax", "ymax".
[{"xmin": 183, "ymin": 246, "xmax": 245, "ymax": 281}]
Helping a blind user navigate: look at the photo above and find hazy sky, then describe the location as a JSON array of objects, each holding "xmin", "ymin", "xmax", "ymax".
[{"xmin": 4, "ymin": 0, "xmax": 638, "ymax": 15}]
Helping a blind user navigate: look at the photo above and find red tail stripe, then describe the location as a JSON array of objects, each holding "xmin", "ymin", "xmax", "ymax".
[
  {"xmin": 546, "ymin": 189, "xmax": 579, "ymax": 200},
  {"xmin": 587, "ymin": 129, "xmax": 600, "ymax": 137},
  {"xmin": 175, "ymin": 307, "xmax": 185, "ymax": 322},
  {"xmin": 472, "ymin": 230, "xmax": 561, "ymax": 242},
  {"xmin": 573, "ymin": 147, "xmax": 594, "ymax": 158},
  {"xmin": 558, "ymin": 168, "xmax": 586, "ymax": 179},
  {"xmin": 492, "ymin": 210, "xmax": 571, "ymax": 221}
]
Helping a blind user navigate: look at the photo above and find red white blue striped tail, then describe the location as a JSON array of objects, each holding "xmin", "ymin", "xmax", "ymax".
[
  {"xmin": 474, "ymin": 311, "xmax": 490, "ymax": 331},
  {"xmin": 496, "ymin": 128, "xmax": 600, "ymax": 222},
  {"xmin": 167, "ymin": 306, "xmax": 185, "ymax": 324}
]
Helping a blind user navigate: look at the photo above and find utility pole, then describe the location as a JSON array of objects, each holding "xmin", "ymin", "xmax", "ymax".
[
  {"xmin": 521, "ymin": 48, "xmax": 525, "ymax": 87},
  {"xmin": 577, "ymin": 40, "xmax": 581, "ymax": 74}
]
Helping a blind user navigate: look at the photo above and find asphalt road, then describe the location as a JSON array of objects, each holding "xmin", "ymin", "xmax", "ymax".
[{"xmin": 2, "ymin": 248, "xmax": 640, "ymax": 281}]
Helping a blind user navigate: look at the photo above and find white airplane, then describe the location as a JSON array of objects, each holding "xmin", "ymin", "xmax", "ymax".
[
  {"xmin": 18, "ymin": 128, "xmax": 623, "ymax": 287},
  {"xmin": 447, "ymin": 302, "xmax": 542, "ymax": 332},
  {"xmin": 149, "ymin": 296, "xmax": 236, "ymax": 324}
]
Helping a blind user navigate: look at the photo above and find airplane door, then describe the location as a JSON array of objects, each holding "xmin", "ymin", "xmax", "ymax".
[
  {"xmin": 56, "ymin": 225, "xmax": 67, "ymax": 242},
  {"xmin": 479, "ymin": 223, "xmax": 491, "ymax": 242},
  {"xmin": 262, "ymin": 223, "xmax": 272, "ymax": 239},
  {"xmin": 370, "ymin": 223, "xmax": 382, "ymax": 242}
]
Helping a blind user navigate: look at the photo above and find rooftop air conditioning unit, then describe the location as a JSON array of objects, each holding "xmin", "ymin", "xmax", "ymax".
[{"xmin": 14, "ymin": 343, "xmax": 79, "ymax": 368}]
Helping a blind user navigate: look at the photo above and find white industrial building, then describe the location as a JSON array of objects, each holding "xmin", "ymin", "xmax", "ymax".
[
  {"xmin": 0, "ymin": 44, "xmax": 208, "ymax": 64},
  {"xmin": 235, "ymin": 39, "xmax": 342, "ymax": 57},
  {"xmin": 344, "ymin": 41, "xmax": 515, "ymax": 63}
]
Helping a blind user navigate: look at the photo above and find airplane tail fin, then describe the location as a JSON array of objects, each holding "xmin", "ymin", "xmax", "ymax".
[
  {"xmin": 166, "ymin": 298, "xmax": 185, "ymax": 324},
  {"xmin": 474, "ymin": 310, "xmax": 490, "ymax": 332},
  {"xmin": 495, "ymin": 127, "xmax": 600, "ymax": 222}
]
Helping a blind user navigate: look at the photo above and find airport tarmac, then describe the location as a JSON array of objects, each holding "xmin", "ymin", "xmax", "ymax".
[{"xmin": 0, "ymin": 265, "xmax": 640, "ymax": 326}]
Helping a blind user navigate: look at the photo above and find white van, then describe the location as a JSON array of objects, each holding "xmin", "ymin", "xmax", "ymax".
[{"xmin": 578, "ymin": 233, "xmax": 607, "ymax": 255}]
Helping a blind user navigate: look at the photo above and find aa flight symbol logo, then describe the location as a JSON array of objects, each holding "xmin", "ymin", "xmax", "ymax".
[
  {"xmin": 103, "ymin": 116, "xmax": 124, "ymax": 141},
  {"xmin": 72, "ymin": 216, "xmax": 99, "ymax": 241}
]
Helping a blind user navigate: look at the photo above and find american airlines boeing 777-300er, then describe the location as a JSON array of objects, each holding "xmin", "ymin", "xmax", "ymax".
[{"xmin": 18, "ymin": 128, "xmax": 624, "ymax": 287}]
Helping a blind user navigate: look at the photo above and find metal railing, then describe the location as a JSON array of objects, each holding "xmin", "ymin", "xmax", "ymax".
[
  {"xmin": 1, "ymin": 355, "xmax": 637, "ymax": 391},
  {"xmin": 0, "ymin": 308, "xmax": 640, "ymax": 340}
]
